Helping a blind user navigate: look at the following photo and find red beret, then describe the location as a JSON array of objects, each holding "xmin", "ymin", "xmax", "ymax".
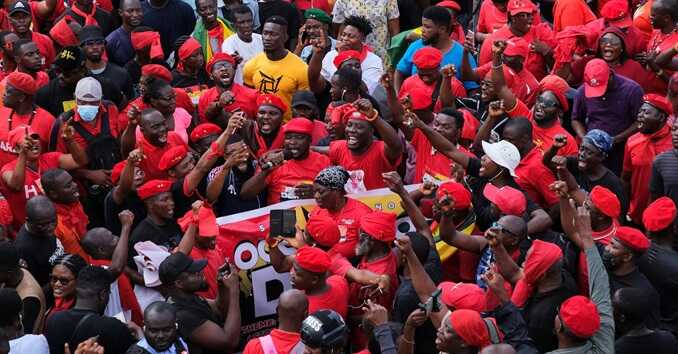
[
  {"xmin": 460, "ymin": 109, "xmax": 479, "ymax": 141},
  {"xmin": 504, "ymin": 37, "xmax": 530, "ymax": 59},
  {"xmin": 190, "ymin": 123, "xmax": 222, "ymax": 143},
  {"xmin": 483, "ymin": 184, "xmax": 526, "ymax": 216},
  {"xmin": 413, "ymin": 46, "xmax": 443, "ymax": 70},
  {"xmin": 437, "ymin": 0, "xmax": 461, "ymax": 11},
  {"xmin": 178, "ymin": 205, "xmax": 219, "ymax": 237},
  {"xmin": 436, "ymin": 182, "xmax": 472, "ymax": 211},
  {"xmin": 306, "ymin": 213, "xmax": 341, "ymax": 247},
  {"xmin": 111, "ymin": 161, "xmax": 127, "ymax": 185},
  {"xmin": 333, "ymin": 50, "xmax": 361, "ymax": 68},
  {"xmin": 614, "ymin": 226, "xmax": 650, "ymax": 253},
  {"xmin": 137, "ymin": 179, "xmax": 172, "ymax": 200},
  {"xmin": 643, "ymin": 94, "xmax": 673, "ymax": 116},
  {"xmin": 539, "ymin": 75, "xmax": 571, "ymax": 112},
  {"xmin": 360, "ymin": 211, "xmax": 396, "ymax": 243},
  {"xmin": 141, "ymin": 64, "xmax": 172, "ymax": 82},
  {"xmin": 257, "ymin": 94, "xmax": 288, "ymax": 114},
  {"xmin": 8, "ymin": 125, "xmax": 37, "ymax": 148},
  {"xmin": 643, "ymin": 197, "xmax": 677, "ymax": 232},
  {"xmin": 295, "ymin": 246, "xmax": 331, "ymax": 273},
  {"xmin": 283, "ymin": 117, "xmax": 314, "ymax": 135},
  {"xmin": 6, "ymin": 72, "xmax": 37, "ymax": 95},
  {"xmin": 206, "ymin": 52, "xmax": 236, "ymax": 74},
  {"xmin": 439, "ymin": 282, "xmax": 486, "ymax": 312},
  {"xmin": 158, "ymin": 145, "xmax": 189, "ymax": 171},
  {"xmin": 590, "ymin": 185, "xmax": 621, "ymax": 219},
  {"xmin": 559, "ymin": 295, "xmax": 600, "ymax": 338}
]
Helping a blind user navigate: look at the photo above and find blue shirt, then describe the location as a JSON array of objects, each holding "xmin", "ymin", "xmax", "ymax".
[
  {"xmin": 106, "ymin": 27, "xmax": 135, "ymax": 67},
  {"xmin": 142, "ymin": 0, "xmax": 197, "ymax": 58},
  {"xmin": 396, "ymin": 39, "xmax": 479, "ymax": 90}
]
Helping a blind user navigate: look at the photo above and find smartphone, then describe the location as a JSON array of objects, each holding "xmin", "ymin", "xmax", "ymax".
[
  {"xmin": 301, "ymin": 30, "xmax": 309, "ymax": 43},
  {"xmin": 467, "ymin": 30, "xmax": 476, "ymax": 49},
  {"xmin": 269, "ymin": 209, "xmax": 296, "ymax": 238}
]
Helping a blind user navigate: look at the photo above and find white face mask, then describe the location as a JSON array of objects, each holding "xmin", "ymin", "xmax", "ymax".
[{"xmin": 77, "ymin": 104, "xmax": 99, "ymax": 121}]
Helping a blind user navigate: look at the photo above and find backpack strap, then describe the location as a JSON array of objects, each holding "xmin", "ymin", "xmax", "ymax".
[
  {"xmin": 290, "ymin": 340, "xmax": 305, "ymax": 354},
  {"xmin": 258, "ymin": 335, "xmax": 278, "ymax": 354},
  {"xmin": 70, "ymin": 105, "xmax": 113, "ymax": 143},
  {"xmin": 483, "ymin": 318, "xmax": 502, "ymax": 345},
  {"xmin": 48, "ymin": 110, "xmax": 75, "ymax": 151},
  {"xmin": 69, "ymin": 313, "xmax": 96, "ymax": 346}
]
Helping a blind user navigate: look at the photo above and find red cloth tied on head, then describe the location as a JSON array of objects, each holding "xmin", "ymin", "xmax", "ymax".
[
  {"xmin": 295, "ymin": 246, "xmax": 331, "ymax": 273},
  {"xmin": 413, "ymin": 46, "xmax": 443, "ymax": 70},
  {"xmin": 460, "ymin": 109, "xmax": 479, "ymax": 141},
  {"xmin": 141, "ymin": 64, "xmax": 172, "ymax": 82},
  {"xmin": 8, "ymin": 125, "xmax": 36, "ymax": 148},
  {"xmin": 111, "ymin": 161, "xmax": 127, "ymax": 185},
  {"xmin": 643, "ymin": 93, "xmax": 673, "ymax": 116},
  {"xmin": 448, "ymin": 310, "xmax": 503, "ymax": 349},
  {"xmin": 340, "ymin": 106, "xmax": 370, "ymax": 124},
  {"xmin": 6, "ymin": 72, "xmax": 37, "ymax": 95},
  {"xmin": 484, "ymin": 65, "xmax": 515, "ymax": 89},
  {"xmin": 131, "ymin": 31, "xmax": 164, "ymax": 60},
  {"xmin": 437, "ymin": 0, "xmax": 461, "ymax": 11},
  {"xmin": 436, "ymin": 182, "xmax": 472, "ymax": 210},
  {"xmin": 614, "ymin": 226, "xmax": 650, "ymax": 253},
  {"xmin": 511, "ymin": 240, "xmax": 563, "ymax": 307},
  {"xmin": 439, "ymin": 282, "xmax": 486, "ymax": 312},
  {"xmin": 50, "ymin": 17, "xmax": 79, "ymax": 47},
  {"xmin": 590, "ymin": 185, "xmax": 620, "ymax": 219},
  {"xmin": 257, "ymin": 94, "xmax": 288, "ymax": 114},
  {"xmin": 178, "ymin": 205, "xmax": 219, "ymax": 237},
  {"xmin": 538, "ymin": 75, "xmax": 570, "ymax": 112},
  {"xmin": 283, "ymin": 117, "xmax": 314, "ymax": 135},
  {"xmin": 205, "ymin": 52, "xmax": 236, "ymax": 74},
  {"xmin": 70, "ymin": 3, "xmax": 98, "ymax": 26},
  {"xmin": 559, "ymin": 295, "xmax": 600, "ymax": 338},
  {"xmin": 643, "ymin": 197, "xmax": 677, "ymax": 232},
  {"xmin": 158, "ymin": 145, "xmax": 188, "ymax": 171},
  {"xmin": 137, "ymin": 179, "xmax": 172, "ymax": 200},
  {"xmin": 328, "ymin": 103, "xmax": 355, "ymax": 126},
  {"xmin": 504, "ymin": 38, "xmax": 530, "ymax": 59},
  {"xmin": 306, "ymin": 213, "xmax": 341, "ymax": 247},
  {"xmin": 178, "ymin": 37, "xmax": 202, "ymax": 61},
  {"xmin": 360, "ymin": 211, "xmax": 396, "ymax": 242},
  {"xmin": 333, "ymin": 50, "xmax": 361, "ymax": 68},
  {"xmin": 190, "ymin": 123, "xmax": 222, "ymax": 143}
]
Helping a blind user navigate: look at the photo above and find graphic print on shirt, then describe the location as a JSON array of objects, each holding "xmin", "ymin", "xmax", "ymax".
[
  {"xmin": 345, "ymin": 170, "xmax": 366, "ymax": 194},
  {"xmin": 257, "ymin": 71, "xmax": 282, "ymax": 94}
]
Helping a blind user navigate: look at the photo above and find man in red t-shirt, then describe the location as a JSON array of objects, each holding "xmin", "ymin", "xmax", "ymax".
[
  {"xmin": 7, "ymin": 0, "xmax": 55, "ymax": 68},
  {"xmin": 0, "ymin": 72, "xmax": 54, "ymax": 167},
  {"xmin": 242, "ymin": 289, "xmax": 308, "ymax": 354},
  {"xmin": 241, "ymin": 117, "xmax": 330, "ymax": 205},
  {"xmin": 0, "ymin": 40, "xmax": 50, "ymax": 107},
  {"xmin": 326, "ymin": 99, "xmax": 403, "ymax": 193}
]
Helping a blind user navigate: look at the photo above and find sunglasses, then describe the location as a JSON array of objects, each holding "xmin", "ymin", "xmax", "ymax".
[{"xmin": 491, "ymin": 222, "xmax": 519, "ymax": 238}]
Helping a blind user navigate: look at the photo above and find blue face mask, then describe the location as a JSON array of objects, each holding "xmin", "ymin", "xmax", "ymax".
[{"xmin": 77, "ymin": 105, "xmax": 99, "ymax": 122}]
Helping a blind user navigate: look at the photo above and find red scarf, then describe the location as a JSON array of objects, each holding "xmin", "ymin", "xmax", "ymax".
[
  {"xmin": 627, "ymin": 124, "xmax": 671, "ymax": 166},
  {"xmin": 70, "ymin": 4, "xmax": 98, "ymax": 26},
  {"xmin": 254, "ymin": 123, "xmax": 284, "ymax": 158},
  {"xmin": 90, "ymin": 259, "xmax": 144, "ymax": 325},
  {"xmin": 55, "ymin": 202, "xmax": 88, "ymax": 238},
  {"xmin": 131, "ymin": 32, "xmax": 164, "ymax": 60},
  {"xmin": 177, "ymin": 38, "xmax": 202, "ymax": 73}
]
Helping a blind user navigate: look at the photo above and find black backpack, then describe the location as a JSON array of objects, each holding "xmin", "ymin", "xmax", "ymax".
[{"xmin": 49, "ymin": 105, "xmax": 122, "ymax": 170}]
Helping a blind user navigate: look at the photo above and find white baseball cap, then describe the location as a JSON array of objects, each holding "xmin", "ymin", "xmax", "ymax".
[
  {"xmin": 75, "ymin": 77, "xmax": 102, "ymax": 101},
  {"xmin": 481, "ymin": 140, "xmax": 520, "ymax": 177}
]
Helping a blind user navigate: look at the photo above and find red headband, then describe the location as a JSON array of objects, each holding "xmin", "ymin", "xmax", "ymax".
[{"xmin": 131, "ymin": 31, "xmax": 164, "ymax": 60}]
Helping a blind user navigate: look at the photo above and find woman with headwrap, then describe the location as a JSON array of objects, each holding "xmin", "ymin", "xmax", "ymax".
[
  {"xmin": 593, "ymin": 27, "xmax": 653, "ymax": 93},
  {"xmin": 171, "ymin": 36, "xmax": 211, "ymax": 88},
  {"xmin": 45, "ymin": 254, "xmax": 87, "ymax": 321},
  {"xmin": 310, "ymin": 166, "xmax": 373, "ymax": 258},
  {"xmin": 436, "ymin": 309, "xmax": 504, "ymax": 353}
]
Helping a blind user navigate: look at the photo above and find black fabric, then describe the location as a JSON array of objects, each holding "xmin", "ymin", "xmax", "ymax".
[
  {"xmin": 611, "ymin": 268, "xmax": 661, "ymax": 329},
  {"xmin": 170, "ymin": 177, "xmax": 202, "ymax": 219},
  {"xmin": 45, "ymin": 309, "xmax": 136, "ymax": 354},
  {"xmin": 62, "ymin": 8, "xmax": 117, "ymax": 36},
  {"xmin": 171, "ymin": 69, "xmax": 212, "ymax": 88},
  {"xmin": 14, "ymin": 225, "xmax": 62, "ymax": 286},
  {"xmin": 650, "ymin": 150, "xmax": 678, "ymax": 210},
  {"xmin": 35, "ymin": 78, "xmax": 123, "ymax": 118},
  {"xmin": 258, "ymin": 0, "xmax": 300, "ymax": 48},
  {"xmin": 170, "ymin": 292, "xmax": 224, "ymax": 354},
  {"xmin": 489, "ymin": 302, "xmax": 539, "ymax": 354},
  {"xmin": 392, "ymin": 279, "xmax": 438, "ymax": 354},
  {"xmin": 103, "ymin": 190, "xmax": 147, "ymax": 236},
  {"xmin": 566, "ymin": 156, "xmax": 629, "ymax": 218},
  {"xmin": 90, "ymin": 63, "xmax": 135, "ymax": 101},
  {"xmin": 203, "ymin": 162, "xmax": 265, "ymax": 217},
  {"xmin": 615, "ymin": 330, "xmax": 678, "ymax": 354},
  {"xmin": 128, "ymin": 218, "xmax": 182, "ymax": 266},
  {"xmin": 21, "ymin": 296, "xmax": 42, "ymax": 335},
  {"xmin": 639, "ymin": 243, "xmax": 678, "ymax": 333}
]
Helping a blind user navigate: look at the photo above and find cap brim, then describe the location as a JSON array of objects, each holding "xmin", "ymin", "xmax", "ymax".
[
  {"xmin": 609, "ymin": 17, "xmax": 632, "ymax": 28},
  {"xmin": 292, "ymin": 100, "xmax": 315, "ymax": 108},
  {"xmin": 482, "ymin": 183, "xmax": 500, "ymax": 204},
  {"xmin": 481, "ymin": 141, "xmax": 519, "ymax": 177},
  {"xmin": 584, "ymin": 83, "xmax": 607, "ymax": 98},
  {"xmin": 186, "ymin": 259, "xmax": 208, "ymax": 273}
]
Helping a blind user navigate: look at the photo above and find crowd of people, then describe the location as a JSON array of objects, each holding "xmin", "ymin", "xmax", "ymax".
[{"xmin": 0, "ymin": 0, "xmax": 677, "ymax": 352}]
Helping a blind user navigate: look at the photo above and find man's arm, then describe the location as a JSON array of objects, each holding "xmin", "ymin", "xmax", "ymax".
[
  {"xmin": 307, "ymin": 32, "xmax": 331, "ymax": 94},
  {"xmin": 355, "ymin": 99, "xmax": 403, "ymax": 163},
  {"xmin": 120, "ymin": 105, "xmax": 140, "ymax": 158},
  {"xmin": 195, "ymin": 264, "xmax": 241, "ymax": 352},
  {"xmin": 486, "ymin": 228, "xmax": 522, "ymax": 284},
  {"xmin": 107, "ymin": 211, "xmax": 135, "ymax": 280},
  {"xmin": 412, "ymin": 114, "xmax": 470, "ymax": 169},
  {"xmin": 383, "ymin": 172, "xmax": 433, "ymax": 244},
  {"xmin": 60, "ymin": 120, "xmax": 88, "ymax": 168},
  {"xmin": 439, "ymin": 212, "xmax": 488, "ymax": 254},
  {"xmin": 112, "ymin": 150, "xmax": 143, "ymax": 205}
]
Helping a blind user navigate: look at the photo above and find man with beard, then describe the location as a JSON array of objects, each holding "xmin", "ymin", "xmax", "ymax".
[
  {"xmin": 396, "ymin": 6, "xmax": 477, "ymax": 92},
  {"xmin": 221, "ymin": 5, "xmax": 263, "ymax": 84},
  {"xmin": 79, "ymin": 26, "xmax": 134, "ymax": 102},
  {"xmin": 241, "ymin": 117, "xmax": 330, "ymax": 204},
  {"xmin": 295, "ymin": 8, "xmax": 335, "ymax": 63},
  {"xmin": 160, "ymin": 253, "xmax": 241, "ymax": 354},
  {"xmin": 106, "ymin": 0, "xmax": 143, "ymax": 67},
  {"xmin": 7, "ymin": 0, "xmax": 55, "ymax": 68},
  {"xmin": 198, "ymin": 52, "xmax": 259, "ymax": 122},
  {"xmin": 600, "ymin": 226, "xmax": 660, "ymax": 329},
  {"xmin": 127, "ymin": 301, "xmax": 188, "ymax": 354},
  {"xmin": 243, "ymin": 16, "xmax": 309, "ymax": 121},
  {"xmin": 622, "ymin": 94, "xmax": 673, "ymax": 225}
]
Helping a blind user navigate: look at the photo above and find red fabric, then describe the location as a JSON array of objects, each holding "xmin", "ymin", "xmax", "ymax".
[
  {"xmin": 351, "ymin": 251, "xmax": 398, "ymax": 311},
  {"xmin": 476, "ymin": 64, "xmax": 537, "ymax": 104},
  {"xmin": 623, "ymin": 125, "xmax": 672, "ymax": 224},
  {"xmin": 55, "ymin": 202, "xmax": 88, "ymax": 241},
  {"xmin": 436, "ymin": 182, "xmax": 472, "ymax": 210},
  {"xmin": 633, "ymin": 0, "xmax": 653, "ymax": 40},
  {"xmin": 644, "ymin": 93, "xmax": 673, "ymax": 116},
  {"xmin": 439, "ymin": 282, "xmax": 486, "ymax": 311},
  {"xmin": 136, "ymin": 179, "xmax": 172, "ymax": 200},
  {"xmin": 480, "ymin": 24, "xmax": 555, "ymax": 80},
  {"xmin": 242, "ymin": 329, "xmax": 303, "ymax": 354},
  {"xmin": 49, "ymin": 17, "xmax": 80, "ymax": 48},
  {"xmin": 607, "ymin": 59, "xmax": 654, "ymax": 93},
  {"xmin": 515, "ymin": 148, "xmax": 559, "ymax": 208},
  {"xmin": 411, "ymin": 129, "xmax": 474, "ymax": 183},
  {"xmin": 137, "ymin": 132, "xmax": 187, "ymax": 181},
  {"xmin": 311, "ymin": 197, "xmax": 373, "ymax": 258},
  {"xmin": 254, "ymin": 124, "xmax": 284, "ymax": 158},
  {"xmin": 158, "ymin": 145, "xmax": 188, "ymax": 172},
  {"xmin": 308, "ymin": 274, "xmax": 349, "ymax": 318},
  {"xmin": 560, "ymin": 296, "xmax": 600, "ymax": 338},
  {"xmin": 329, "ymin": 140, "xmax": 401, "ymax": 191},
  {"xmin": 0, "ymin": 106, "xmax": 54, "ymax": 167},
  {"xmin": 643, "ymin": 197, "xmax": 677, "ymax": 232},
  {"xmin": 530, "ymin": 120, "xmax": 579, "ymax": 156},
  {"xmin": 89, "ymin": 259, "xmax": 143, "ymax": 325},
  {"xmin": 645, "ymin": 30, "xmax": 678, "ymax": 94},
  {"xmin": 257, "ymin": 94, "xmax": 288, "ymax": 114},
  {"xmin": 538, "ymin": 75, "xmax": 570, "ymax": 111},
  {"xmin": 111, "ymin": 161, "xmax": 126, "ymax": 185},
  {"xmin": 311, "ymin": 120, "xmax": 328, "ymax": 145},
  {"xmin": 55, "ymin": 103, "xmax": 121, "ymax": 153},
  {"xmin": 141, "ymin": 64, "xmax": 172, "ymax": 82},
  {"xmin": 507, "ymin": 0, "xmax": 536, "ymax": 15},
  {"xmin": 306, "ymin": 213, "xmax": 341, "ymax": 248},
  {"xmin": 460, "ymin": 109, "xmax": 480, "ymax": 141},
  {"xmin": 576, "ymin": 221, "xmax": 617, "ymax": 294},
  {"xmin": 283, "ymin": 117, "xmax": 314, "ymax": 135},
  {"xmin": 476, "ymin": 0, "xmax": 507, "ymax": 34},
  {"xmin": 1, "ymin": 152, "xmax": 62, "ymax": 229},
  {"xmin": 292, "ymin": 0, "xmax": 331, "ymax": 12},
  {"xmin": 504, "ymin": 37, "xmax": 530, "ymax": 59},
  {"xmin": 178, "ymin": 205, "xmax": 219, "ymax": 237},
  {"xmin": 511, "ymin": 240, "xmax": 563, "ymax": 307},
  {"xmin": 552, "ymin": 0, "xmax": 596, "ymax": 33},
  {"xmin": 198, "ymin": 84, "xmax": 259, "ymax": 121},
  {"xmin": 590, "ymin": 185, "xmax": 621, "ymax": 219},
  {"xmin": 264, "ymin": 151, "xmax": 330, "ymax": 204},
  {"xmin": 190, "ymin": 123, "xmax": 222, "ymax": 143},
  {"xmin": 437, "ymin": 0, "xmax": 461, "ymax": 11},
  {"xmin": 296, "ymin": 246, "xmax": 331, "ymax": 273},
  {"xmin": 31, "ymin": 31, "xmax": 56, "ymax": 69},
  {"xmin": 120, "ymin": 90, "xmax": 194, "ymax": 122},
  {"xmin": 70, "ymin": 3, "xmax": 98, "ymax": 25},
  {"xmin": 190, "ymin": 245, "xmax": 223, "ymax": 300},
  {"xmin": 327, "ymin": 250, "xmax": 352, "ymax": 277},
  {"xmin": 205, "ymin": 52, "xmax": 235, "ymax": 73},
  {"xmin": 359, "ymin": 211, "xmax": 396, "ymax": 242},
  {"xmin": 333, "ymin": 50, "xmax": 361, "ymax": 68},
  {"xmin": 0, "ymin": 196, "xmax": 12, "ymax": 225},
  {"xmin": 131, "ymin": 31, "xmax": 163, "ymax": 59},
  {"xmin": 615, "ymin": 226, "xmax": 650, "ymax": 252},
  {"xmin": 177, "ymin": 38, "xmax": 202, "ymax": 72},
  {"xmin": 412, "ymin": 46, "xmax": 443, "ymax": 69},
  {"xmin": 399, "ymin": 75, "xmax": 445, "ymax": 112},
  {"xmin": 448, "ymin": 309, "xmax": 503, "ymax": 348}
]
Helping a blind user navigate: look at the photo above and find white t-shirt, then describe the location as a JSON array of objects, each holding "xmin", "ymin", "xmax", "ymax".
[
  {"xmin": 222, "ymin": 33, "xmax": 264, "ymax": 84},
  {"xmin": 10, "ymin": 334, "xmax": 49, "ymax": 354},
  {"xmin": 321, "ymin": 49, "xmax": 384, "ymax": 94}
]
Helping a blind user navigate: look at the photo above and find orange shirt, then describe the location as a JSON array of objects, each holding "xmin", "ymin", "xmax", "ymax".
[
  {"xmin": 553, "ymin": 0, "xmax": 596, "ymax": 33},
  {"xmin": 54, "ymin": 202, "xmax": 90, "ymax": 261}
]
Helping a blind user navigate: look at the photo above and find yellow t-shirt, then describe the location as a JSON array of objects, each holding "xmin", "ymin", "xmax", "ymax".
[{"xmin": 243, "ymin": 51, "xmax": 309, "ymax": 121}]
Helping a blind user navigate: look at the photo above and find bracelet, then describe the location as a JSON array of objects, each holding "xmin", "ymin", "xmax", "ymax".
[
  {"xmin": 656, "ymin": 69, "xmax": 664, "ymax": 77},
  {"xmin": 366, "ymin": 108, "xmax": 379, "ymax": 122}
]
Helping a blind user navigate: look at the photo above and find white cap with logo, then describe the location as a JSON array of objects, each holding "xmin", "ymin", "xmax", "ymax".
[
  {"xmin": 74, "ymin": 77, "xmax": 103, "ymax": 102},
  {"xmin": 481, "ymin": 140, "xmax": 521, "ymax": 177}
]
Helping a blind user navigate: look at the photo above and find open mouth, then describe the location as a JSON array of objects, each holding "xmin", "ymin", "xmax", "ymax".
[
  {"xmin": 347, "ymin": 136, "xmax": 358, "ymax": 146},
  {"xmin": 260, "ymin": 122, "xmax": 272, "ymax": 134}
]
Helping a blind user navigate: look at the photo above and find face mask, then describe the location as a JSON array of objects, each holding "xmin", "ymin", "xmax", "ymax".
[
  {"xmin": 601, "ymin": 249, "xmax": 618, "ymax": 270},
  {"xmin": 77, "ymin": 105, "xmax": 99, "ymax": 122}
]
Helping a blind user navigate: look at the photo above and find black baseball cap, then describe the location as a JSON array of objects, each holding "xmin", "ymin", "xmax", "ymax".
[
  {"xmin": 0, "ymin": 241, "xmax": 19, "ymax": 271},
  {"xmin": 78, "ymin": 25, "xmax": 105, "ymax": 45},
  {"xmin": 292, "ymin": 90, "xmax": 318, "ymax": 108},
  {"xmin": 55, "ymin": 46, "xmax": 85, "ymax": 71},
  {"xmin": 159, "ymin": 252, "xmax": 207, "ymax": 285},
  {"xmin": 8, "ymin": 0, "xmax": 31, "ymax": 16}
]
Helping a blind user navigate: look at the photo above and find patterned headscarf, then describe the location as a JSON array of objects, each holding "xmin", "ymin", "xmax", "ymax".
[
  {"xmin": 314, "ymin": 166, "xmax": 349, "ymax": 191},
  {"xmin": 583, "ymin": 129, "xmax": 613, "ymax": 154}
]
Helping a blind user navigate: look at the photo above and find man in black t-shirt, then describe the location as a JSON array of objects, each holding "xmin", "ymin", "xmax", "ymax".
[
  {"xmin": 79, "ymin": 25, "xmax": 134, "ymax": 101},
  {"xmin": 45, "ymin": 266, "xmax": 138, "ymax": 354},
  {"xmin": 14, "ymin": 196, "xmax": 64, "ymax": 286},
  {"xmin": 160, "ymin": 252, "xmax": 241, "ymax": 354}
]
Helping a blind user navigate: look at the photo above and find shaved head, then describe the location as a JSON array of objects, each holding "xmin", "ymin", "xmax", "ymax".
[
  {"xmin": 277, "ymin": 289, "xmax": 308, "ymax": 326},
  {"xmin": 499, "ymin": 215, "xmax": 527, "ymax": 239},
  {"xmin": 26, "ymin": 196, "xmax": 56, "ymax": 220},
  {"xmin": 480, "ymin": 344, "xmax": 517, "ymax": 354}
]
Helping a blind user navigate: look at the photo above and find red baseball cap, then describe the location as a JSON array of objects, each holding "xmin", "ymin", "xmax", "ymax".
[
  {"xmin": 483, "ymin": 183, "xmax": 526, "ymax": 216},
  {"xmin": 507, "ymin": 0, "xmax": 535, "ymax": 15},
  {"xmin": 560, "ymin": 295, "xmax": 600, "ymax": 338},
  {"xmin": 504, "ymin": 37, "xmax": 530, "ymax": 59},
  {"xmin": 436, "ymin": 182, "xmax": 472, "ymax": 210},
  {"xmin": 601, "ymin": 0, "xmax": 633, "ymax": 28},
  {"xmin": 583, "ymin": 59, "xmax": 610, "ymax": 98}
]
